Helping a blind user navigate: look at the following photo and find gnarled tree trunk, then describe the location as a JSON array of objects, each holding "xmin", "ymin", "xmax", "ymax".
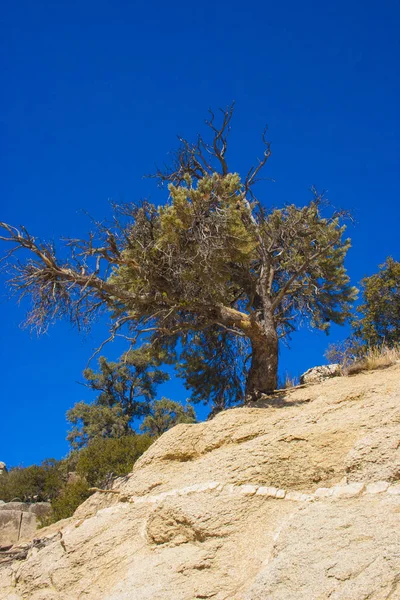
[
  {"xmin": 215, "ymin": 303, "xmax": 279, "ymax": 400},
  {"xmin": 245, "ymin": 314, "xmax": 279, "ymax": 401}
]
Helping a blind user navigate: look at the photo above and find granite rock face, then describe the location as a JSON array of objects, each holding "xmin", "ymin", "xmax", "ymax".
[
  {"xmin": 0, "ymin": 504, "xmax": 51, "ymax": 548},
  {"xmin": 300, "ymin": 363, "xmax": 341, "ymax": 384},
  {"xmin": 0, "ymin": 511, "xmax": 37, "ymax": 548},
  {"xmin": 1, "ymin": 363, "xmax": 400, "ymax": 600}
]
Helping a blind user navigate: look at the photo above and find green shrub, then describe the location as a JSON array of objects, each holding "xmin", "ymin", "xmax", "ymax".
[
  {"xmin": 0, "ymin": 460, "xmax": 63, "ymax": 503},
  {"xmin": 76, "ymin": 433, "xmax": 153, "ymax": 487},
  {"xmin": 41, "ymin": 434, "xmax": 153, "ymax": 526},
  {"xmin": 1, "ymin": 434, "xmax": 153, "ymax": 527},
  {"xmin": 41, "ymin": 479, "xmax": 93, "ymax": 525}
]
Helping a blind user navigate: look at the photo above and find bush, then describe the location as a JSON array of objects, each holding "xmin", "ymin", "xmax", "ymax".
[
  {"xmin": 75, "ymin": 434, "xmax": 153, "ymax": 487},
  {"xmin": 41, "ymin": 479, "xmax": 93, "ymax": 525},
  {"xmin": 0, "ymin": 460, "xmax": 63, "ymax": 503},
  {"xmin": 1, "ymin": 434, "xmax": 153, "ymax": 527}
]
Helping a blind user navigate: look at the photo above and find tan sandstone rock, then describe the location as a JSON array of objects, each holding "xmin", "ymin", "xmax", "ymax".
[
  {"xmin": 0, "ymin": 511, "xmax": 37, "ymax": 548},
  {"xmin": 1, "ymin": 363, "xmax": 399, "ymax": 599}
]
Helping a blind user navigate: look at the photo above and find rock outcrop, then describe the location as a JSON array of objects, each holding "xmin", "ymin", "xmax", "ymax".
[
  {"xmin": 300, "ymin": 363, "xmax": 341, "ymax": 384},
  {"xmin": 1, "ymin": 363, "xmax": 400, "ymax": 599},
  {"xmin": 0, "ymin": 503, "xmax": 51, "ymax": 548}
]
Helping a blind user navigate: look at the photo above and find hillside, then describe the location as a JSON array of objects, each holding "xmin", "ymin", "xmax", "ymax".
[{"xmin": 1, "ymin": 363, "xmax": 400, "ymax": 599}]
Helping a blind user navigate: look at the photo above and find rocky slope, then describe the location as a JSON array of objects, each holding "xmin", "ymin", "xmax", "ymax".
[{"xmin": 1, "ymin": 363, "xmax": 400, "ymax": 599}]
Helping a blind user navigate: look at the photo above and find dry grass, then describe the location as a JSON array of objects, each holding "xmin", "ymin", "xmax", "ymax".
[
  {"xmin": 344, "ymin": 344, "xmax": 400, "ymax": 376},
  {"xmin": 278, "ymin": 372, "xmax": 299, "ymax": 389}
]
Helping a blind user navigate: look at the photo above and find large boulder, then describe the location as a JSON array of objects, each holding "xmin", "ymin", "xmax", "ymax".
[
  {"xmin": 0, "ymin": 511, "xmax": 36, "ymax": 548},
  {"xmin": 0, "ymin": 503, "xmax": 51, "ymax": 548}
]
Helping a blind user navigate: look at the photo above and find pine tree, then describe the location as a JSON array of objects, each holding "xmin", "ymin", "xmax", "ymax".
[
  {"xmin": 140, "ymin": 398, "xmax": 196, "ymax": 438},
  {"xmin": 0, "ymin": 106, "xmax": 356, "ymax": 401},
  {"xmin": 354, "ymin": 257, "xmax": 400, "ymax": 347},
  {"xmin": 67, "ymin": 348, "xmax": 169, "ymax": 448}
]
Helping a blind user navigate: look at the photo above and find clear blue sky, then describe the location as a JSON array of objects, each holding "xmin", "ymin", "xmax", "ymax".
[{"xmin": 1, "ymin": 0, "xmax": 399, "ymax": 467}]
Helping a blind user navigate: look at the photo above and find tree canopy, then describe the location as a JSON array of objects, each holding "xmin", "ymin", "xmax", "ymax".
[
  {"xmin": 67, "ymin": 350, "xmax": 195, "ymax": 447},
  {"xmin": 140, "ymin": 398, "xmax": 196, "ymax": 438},
  {"xmin": 0, "ymin": 105, "xmax": 356, "ymax": 403},
  {"xmin": 353, "ymin": 257, "xmax": 400, "ymax": 348},
  {"xmin": 67, "ymin": 348, "xmax": 168, "ymax": 448},
  {"xmin": 67, "ymin": 402, "xmax": 130, "ymax": 450}
]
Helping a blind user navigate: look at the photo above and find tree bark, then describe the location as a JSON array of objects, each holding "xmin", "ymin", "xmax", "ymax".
[
  {"xmin": 213, "ymin": 303, "xmax": 279, "ymax": 400},
  {"xmin": 245, "ymin": 320, "xmax": 278, "ymax": 401}
]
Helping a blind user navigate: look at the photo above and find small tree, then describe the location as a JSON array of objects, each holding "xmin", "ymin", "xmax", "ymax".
[
  {"xmin": 0, "ymin": 106, "xmax": 356, "ymax": 400},
  {"xmin": 43, "ymin": 434, "xmax": 153, "ymax": 525},
  {"xmin": 67, "ymin": 348, "xmax": 169, "ymax": 448},
  {"xmin": 67, "ymin": 403, "xmax": 130, "ymax": 450},
  {"xmin": 140, "ymin": 398, "xmax": 196, "ymax": 437},
  {"xmin": 353, "ymin": 257, "xmax": 400, "ymax": 348}
]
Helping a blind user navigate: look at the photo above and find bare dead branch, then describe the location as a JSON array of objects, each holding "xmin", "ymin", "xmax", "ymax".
[
  {"xmin": 203, "ymin": 103, "xmax": 235, "ymax": 175},
  {"xmin": 244, "ymin": 126, "xmax": 272, "ymax": 191},
  {"xmin": 149, "ymin": 103, "xmax": 237, "ymax": 185}
]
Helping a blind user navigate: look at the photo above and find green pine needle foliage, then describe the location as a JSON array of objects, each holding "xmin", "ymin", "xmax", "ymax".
[
  {"xmin": 67, "ymin": 347, "xmax": 169, "ymax": 449},
  {"xmin": 354, "ymin": 257, "xmax": 400, "ymax": 347},
  {"xmin": 0, "ymin": 107, "xmax": 357, "ymax": 402},
  {"xmin": 75, "ymin": 434, "xmax": 153, "ymax": 486},
  {"xmin": 140, "ymin": 398, "xmax": 196, "ymax": 438}
]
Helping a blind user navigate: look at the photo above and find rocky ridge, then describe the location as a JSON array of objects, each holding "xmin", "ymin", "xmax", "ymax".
[{"xmin": 1, "ymin": 363, "xmax": 399, "ymax": 599}]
